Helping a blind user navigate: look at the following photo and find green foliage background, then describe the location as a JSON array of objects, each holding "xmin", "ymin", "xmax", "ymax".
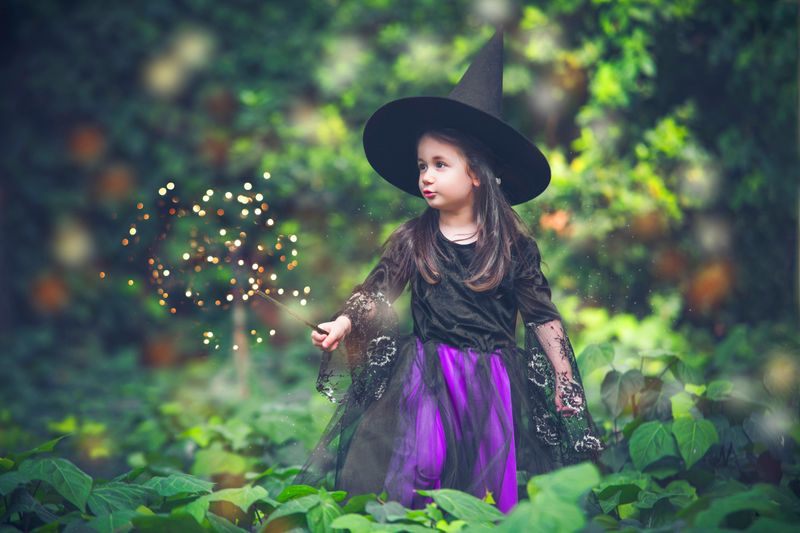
[{"xmin": 1, "ymin": 0, "xmax": 798, "ymax": 531}]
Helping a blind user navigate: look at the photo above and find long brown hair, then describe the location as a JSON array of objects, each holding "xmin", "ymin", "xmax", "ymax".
[{"xmin": 380, "ymin": 126, "xmax": 540, "ymax": 293}]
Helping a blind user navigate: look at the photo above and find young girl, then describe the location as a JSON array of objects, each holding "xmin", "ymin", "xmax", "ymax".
[{"xmin": 293, "ymin": 28, "xmax": 604, "ymax": 514}]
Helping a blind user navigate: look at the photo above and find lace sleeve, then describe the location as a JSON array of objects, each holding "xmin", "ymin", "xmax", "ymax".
[
  {"xmin": 315, "ymin": 234, "xmax": 412, "ymax": 407},
  {"xmin": 513, "ymin": 236, "xmax": 605, "ymax": 465}
]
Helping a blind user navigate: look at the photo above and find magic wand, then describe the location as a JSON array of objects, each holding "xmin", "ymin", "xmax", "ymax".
[{"xmin": 253, "ymin": 289, "xmax": 329, "ymax": 335}]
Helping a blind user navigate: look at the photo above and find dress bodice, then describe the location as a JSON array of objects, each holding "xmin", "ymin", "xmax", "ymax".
[{"xmin": 410, "ymin": 228, "xmax": 518, "ymax": 353}]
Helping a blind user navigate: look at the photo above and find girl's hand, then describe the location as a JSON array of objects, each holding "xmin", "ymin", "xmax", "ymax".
[
  {"xmin": 311, "ymin": 315, "xmax": 352, "ymax": 352},
  {"xmin": 554, "ymin": 369, "xmax": 584, "ymax": 417}
]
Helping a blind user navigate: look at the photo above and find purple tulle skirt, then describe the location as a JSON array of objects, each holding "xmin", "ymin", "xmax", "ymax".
[
  {"xmin": 384, "ymin": 337, "xmax": 518, "ymax": 512},
  {"xmin": 294, "ymin": 332, "xmax": 564, "ymax": 515}
]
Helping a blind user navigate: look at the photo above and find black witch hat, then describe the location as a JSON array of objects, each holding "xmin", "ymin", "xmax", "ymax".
[{"xmin": 362, "ymin": 27, "xmax": 551, "ymax": 206}]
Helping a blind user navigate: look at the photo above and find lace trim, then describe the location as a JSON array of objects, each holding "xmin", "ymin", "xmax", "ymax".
[
  {"xmin": 316, "ymin": 289, "xmax": 400, "ymax": 406},
  {"xmin": 523, "ymin": 319, "xmax": 605, "ymax": 459}
]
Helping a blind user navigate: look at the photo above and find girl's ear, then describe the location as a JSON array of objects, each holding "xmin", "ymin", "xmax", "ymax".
[{"xmin": 467, "ymin": 168, "xmax": 480, "ymax": 188}]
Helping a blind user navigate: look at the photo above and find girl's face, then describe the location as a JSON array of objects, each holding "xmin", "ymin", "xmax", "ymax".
[{"xmin": 417, "ymin": 135, "xmax": 480, "ymax": 211}]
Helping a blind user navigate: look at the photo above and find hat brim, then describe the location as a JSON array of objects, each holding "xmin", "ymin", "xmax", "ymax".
[{"xmin": 362, "ymin": 96, "xmax": 550, "ymax": 206}]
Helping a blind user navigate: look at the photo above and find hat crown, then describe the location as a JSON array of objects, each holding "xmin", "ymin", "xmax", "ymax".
[{"xmin": 446, "ymin": 28, "xmax": 504, "ymax": 119}]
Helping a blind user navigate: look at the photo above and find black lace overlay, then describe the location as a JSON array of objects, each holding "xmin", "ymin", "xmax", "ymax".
[{"xmin": 513, "ymin": 236, "xmax": 605, "ymax": 466}]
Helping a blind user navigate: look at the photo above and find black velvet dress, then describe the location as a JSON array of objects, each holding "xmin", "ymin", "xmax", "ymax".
[{"xmin": 293, "ymin": 228, "xmax": 604, "ymax": 513}]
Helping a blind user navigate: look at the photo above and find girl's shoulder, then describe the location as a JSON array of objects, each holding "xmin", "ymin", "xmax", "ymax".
[{"xmin": 510, "ymin": 232, "xmax": 543, "ymax": 280}]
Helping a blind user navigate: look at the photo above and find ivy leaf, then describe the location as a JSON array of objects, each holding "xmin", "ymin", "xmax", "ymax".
[
  {"xmin": 17, "ymin": 457, "xmax": 93, "ymax": 512},
  {"xmin": 629, "ymin": 421, "xmax": 678, "ymax": 471},
  {"xmin": 671, "ymin": 417, "xmax": 718, "ymax": 469},
  {"xmin": 415, "ymin": 488, "xmax": 504, "ymax": 523},
  {"xmin": 142, "ymin": 472, "xmax": 214, "ymax": 497},
  {"xmin": 87, "ymin": 481, "xmax": 156, "ymax": 515}
]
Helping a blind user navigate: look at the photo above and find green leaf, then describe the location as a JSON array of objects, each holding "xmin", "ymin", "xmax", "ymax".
[
  {"xmin": 191, "ymin": 447, "xmax": 250, "ymax": 477},
  {"xmin": 263, "ymin": 494, "xmax": 320, "ymax": 526},
  {"xmin": 671, "ymin": 418, "xmax": 718, "ymax": 469},
  {"xmin": 86, "ymin": 510, "xmax": 139, "ymax": 533},
  {"xmin": 17, "ymin": 457, "xmax": 93, "ymax": 512},
  {"xmin": 602, "ymin": 369, "xmax": 645, "ymax": 418},
  {"xmin": 415, "ymin": 488, "xmax": 504, "ymax": 523},
  {"xmin": 207, "ymin": 511, "xmax": 250, "ymax": 533},
  {"xmin": 87, "ymin": 481, "xmax": 155, "ymax": 515},
  {"xmin": 131, "ymin": 512, "xmax": 207, "ymax": 533},
  {"xmin": 693, "ymin": 486, "xmax": 781, "ymax": 528},
  {"xmin": 527, "ymin": 462, "xmax": 602, "ymax": 503},
  {"xmin": 142, "ymin": 472, "xmax": 214, "ymax": 497},
  {"xmin": 364, "ymin": 500, "xmax": 408, "ymax": 523},
  {"xmin": 593, "ymin": 471, "xmax": 650, "ymax": 514},
  {"xmin": 683, "ymin": 383, "xmax": 706, "ymax": 396},
  {"xmin": 200, "ymin": 485, "xmax": 270, "ymax": 514},
  {"xmin": 577, "ymin": 343, "xmax": 615, "ymax": 376},
  {"xmin": 276, "ymin": 484, "xmax": 318, "ymax": 502},
  {"xmin": 306, "ymin": 492, "xmax": 344, "ymax": 533},
  {"xmin": 493, "ymin": 496, "xmax": 582, "ymax": 533},
  {"xmin": 629, "ymin": 421, "xmax": 678, "ymax": 470},
  {"xmin": 329, "ymin": 514, "xmax": 374, "ymax": 533},
  {"xmin": 0, "ymin": 470, "xmax": 31, "ymax": 496},
  {"xmin": 12, "ymin": 435, "xmax": 72, "ymax": 463},
  {"xmin": 706, "ymin": 380, "xmax": 734, "ymax": 400},
  {"xmin": 670, "ymin": 391, "xmax": 695, "ymax": 419},
  {"xmin": 341, "ymin": 492, "xmax": 380, "ymax": 513},
  {"xmin": 179, "ymin": 497, "xmax": 210, "ymax": 524}
]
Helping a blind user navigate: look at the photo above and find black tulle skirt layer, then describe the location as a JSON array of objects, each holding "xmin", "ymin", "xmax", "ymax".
[{"xmin": 292, "ymin": 333, "xmax": 577, "ymax": 514}]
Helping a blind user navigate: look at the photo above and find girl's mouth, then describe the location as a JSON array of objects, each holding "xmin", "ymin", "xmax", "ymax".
[{"xmin": 423, "ymin": 191, "xmax": 436, "ymax": 198}]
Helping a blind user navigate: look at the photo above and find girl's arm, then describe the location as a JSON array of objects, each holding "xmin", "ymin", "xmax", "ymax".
[
  {"xmin": 513, "ymin": 236, "xmax": 587, "ymax": 414},
  {"xmin": 327, "ymin": 235, "xmax": 411, "ymax": 349},
  {"xmin": 513, "ymin": 235, "xmax": 605, "ymax": 462},
  {"xmin": 316, "ymin": 232, "xmax": 412, "ymax": 405}
]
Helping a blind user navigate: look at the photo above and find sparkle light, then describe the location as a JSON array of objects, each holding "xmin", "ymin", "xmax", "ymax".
[{"xmin": 118, "ymin": 172, "xmax": 309, "ymax": 349}]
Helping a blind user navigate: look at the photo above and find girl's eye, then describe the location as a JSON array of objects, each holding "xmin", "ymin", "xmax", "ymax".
[{"xmin": 436, "ymin": 161, "xmax": 446, "ymax": 168}]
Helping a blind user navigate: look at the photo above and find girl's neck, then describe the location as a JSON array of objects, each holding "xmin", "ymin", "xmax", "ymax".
[{"xmin": 438, "ymin": 211, "xmax": 478, "ymax": 241}]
